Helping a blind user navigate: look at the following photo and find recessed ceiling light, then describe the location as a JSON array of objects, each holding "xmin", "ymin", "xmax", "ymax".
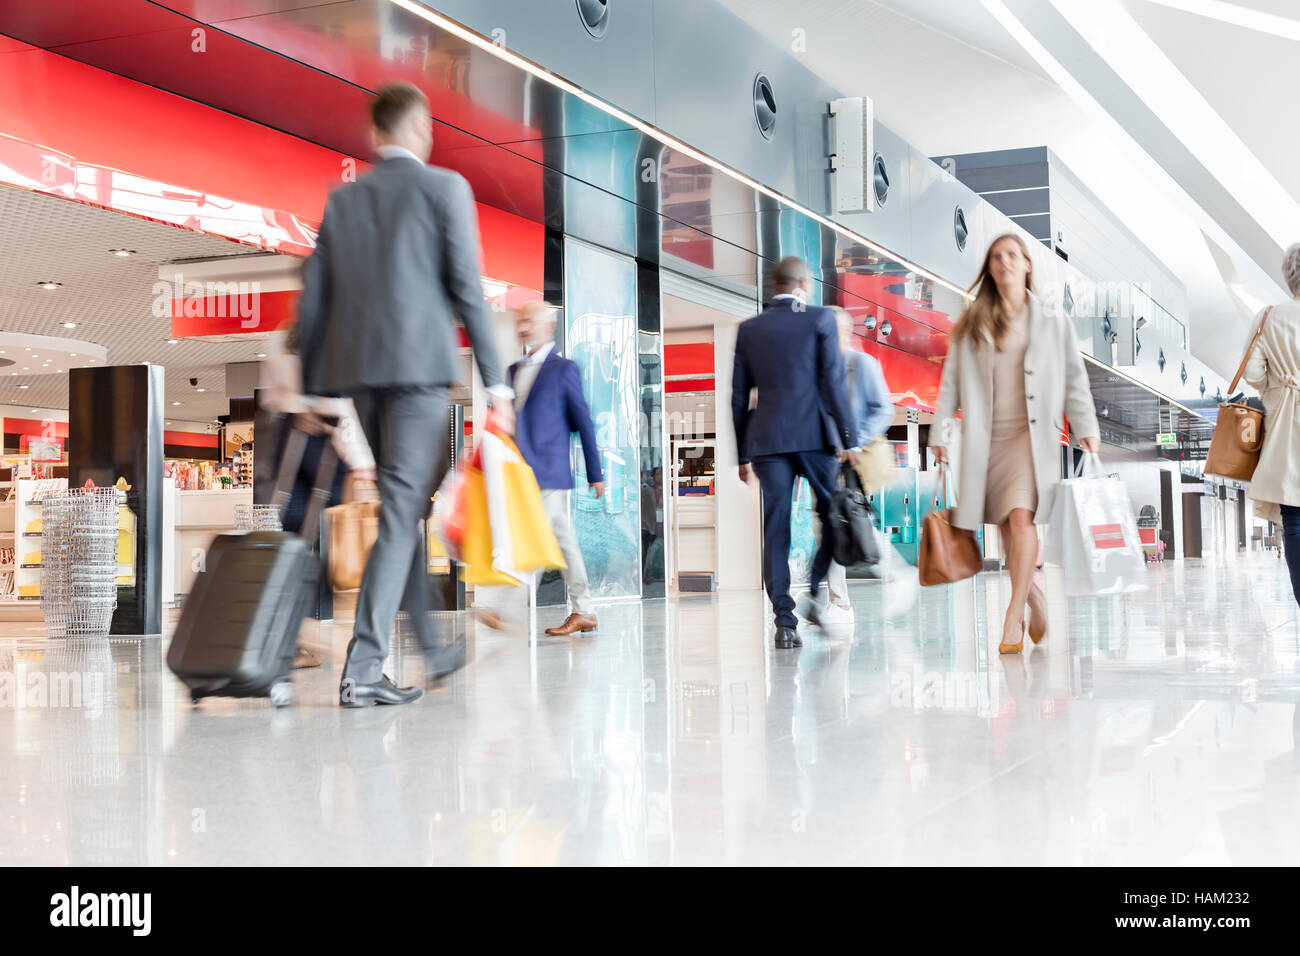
[
  {"xmin": 22, "ymin": 367, "xmax": 28, "ymax": 371},
  {"xmin": 255, "ymin": 353, "xmax": 266, "ymax": 358},
  {"xmin": 63, "ymin": 322, "xmax": 76, "ymax": 329},
  {"xmin": 37, "ymin": 282, "xmax": 61, "ymax": 290},
  {"xmin": 196, "ymin": 388, "xmax": 205, "ymax": 393},
  {"xmin": 108, "ymin": 249, "xmax": 136, "ymax": 257},
  {"xmin": 172, "ymin": 401, "xmax": 181, "ymax": 406},
  {"xmin": 18, "ymin": 385, "xmax": 28, "ymax": 390},
  {"xmin": 28, "ymin": 409, "xmax": 36, "ymax": 414},
  {"xmin": 166, "ymin": 339, "xmax": 178, "ymax": 345}
]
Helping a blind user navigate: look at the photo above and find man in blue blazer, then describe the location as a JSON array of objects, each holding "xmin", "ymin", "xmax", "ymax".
[
  {"xmin": 733, "ymin": 258, "xmax": 858, "ymax": 648},
  {"xmin": 477, "ymin": 301, "xmax": 605, "ymax": 637}
]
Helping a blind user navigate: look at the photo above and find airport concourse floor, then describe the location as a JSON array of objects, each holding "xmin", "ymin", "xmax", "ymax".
[{"xmin": 0, "ymin": 549, "xmax": 1297, "ymax": 866}]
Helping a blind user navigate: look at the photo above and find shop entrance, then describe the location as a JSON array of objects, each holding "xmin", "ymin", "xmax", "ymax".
[{"xmin": 660, "ymin": 274, "xmax": 761, "ymax": 593}]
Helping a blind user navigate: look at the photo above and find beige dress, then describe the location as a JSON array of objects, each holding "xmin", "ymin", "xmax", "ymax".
[{"xmin": 983, "ymin": 305, "xmax": 1038, "ymax": 524}]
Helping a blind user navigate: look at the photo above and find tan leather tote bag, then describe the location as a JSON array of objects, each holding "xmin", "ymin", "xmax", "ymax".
[
  {"xmin": 918, "ymin": 461, "xmax": 983, "ymax": 586},
  {"xmin": 326, "ymin": 478, "xmax": 380, "ymax": 592},
  {"xmin": 1205, "ymin": 307, "xmax": 1271, "ymax": 482}
]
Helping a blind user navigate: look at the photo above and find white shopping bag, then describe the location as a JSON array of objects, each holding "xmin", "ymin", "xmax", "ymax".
[{"xmin": 1043, "ymin": 453, "xmax": 1147, "ymax": 596}]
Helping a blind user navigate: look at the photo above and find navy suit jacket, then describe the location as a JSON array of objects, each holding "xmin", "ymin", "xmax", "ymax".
[
  {"xmin": 510, "ymin": 349, "xmax": 604, "ymax": 490},
  {"xmin": 731, "ymin": 300, "xmax": 855, "ymax": 463}
]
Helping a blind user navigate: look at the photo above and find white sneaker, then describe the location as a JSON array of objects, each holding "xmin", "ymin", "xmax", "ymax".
[{"xmin": 818, "ymin": 602, "xmax": 855, "ymax": 625}]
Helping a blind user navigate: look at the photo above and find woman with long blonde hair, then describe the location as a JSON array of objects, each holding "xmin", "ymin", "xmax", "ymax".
[{"xmin": 931, "ymin": 234, "xmax": 1100, "ymax": 653}]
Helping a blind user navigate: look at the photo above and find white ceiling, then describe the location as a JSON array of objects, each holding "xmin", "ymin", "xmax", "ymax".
[
  {"xmin": 0, "ymin": 184, "xmax": 272, "ymax": 425},
  {"xmin": 715, "ymin": 0, "xmax": 1299, "ymax": 378},
  {"xmin": 1124, "ymin": 0, "xmax": 1300, "ymax": 204}
]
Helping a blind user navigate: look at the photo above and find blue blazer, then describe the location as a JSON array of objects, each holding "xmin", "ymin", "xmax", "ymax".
[
  {"xmin": 846, "ymin": 349, "xmax": 895, "ymax": 447},
  {"xmin": 510, "ymin": 349, "xmax": 604, "ymax": 490},
  {"xmin": 731, "ymin": 300, "xmax": 855, "ymax": 463}
]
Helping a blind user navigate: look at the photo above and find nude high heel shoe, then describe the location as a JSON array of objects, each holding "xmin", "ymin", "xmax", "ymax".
[
  {"xmin": 998, "ymin": 620, "xmax": 1026, "ymax": 655},
  {"xmin": 1027, "ymin": 582, "xmax": 1047, "ymax": 644}
]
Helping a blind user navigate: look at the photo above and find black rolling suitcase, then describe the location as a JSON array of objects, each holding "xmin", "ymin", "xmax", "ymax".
[{"xmin": 167, "ymin": 427, "xmax": 338, "ymax": 707}]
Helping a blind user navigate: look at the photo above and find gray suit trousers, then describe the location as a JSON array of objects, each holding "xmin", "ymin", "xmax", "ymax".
[{"xmin": 345, "ymin": 386, "xmax": 449, "ymax": 684}]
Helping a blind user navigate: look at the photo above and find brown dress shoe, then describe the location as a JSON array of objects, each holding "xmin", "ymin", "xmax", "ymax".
[
  {"xmin": 545, "ymin": 613, "xmax": 598, "ymax": 636},
  {"xmin": 477, "ymin": 608, "xmax": 509, "ymax": 631}
]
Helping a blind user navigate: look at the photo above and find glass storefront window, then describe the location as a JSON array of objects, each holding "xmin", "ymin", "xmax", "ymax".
[{"xmin": 564, "ymin": 239, "xmax": 642, "ymax": 599}]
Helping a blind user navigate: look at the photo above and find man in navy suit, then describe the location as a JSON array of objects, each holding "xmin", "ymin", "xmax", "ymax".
[
  {"xmin": 477, "ymin": 301, "xmax": 605, "ymax": 637},
  {"xmin": 733, "ymin": 258, "xmax": 858, "ymax": 648}
]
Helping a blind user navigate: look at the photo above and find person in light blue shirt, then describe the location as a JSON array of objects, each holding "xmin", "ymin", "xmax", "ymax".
[
  {"xmin": 842, "ymin": 323, "xmax": 895, "ymax": 448},
  {"xmin": 819, "ymin": 307, "xmax": 896, "ymax": 624}
]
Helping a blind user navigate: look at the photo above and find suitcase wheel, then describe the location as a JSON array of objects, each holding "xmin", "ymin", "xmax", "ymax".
[{"xmin": 269, "ymin": 681, "xmax": 294, "ymax": 708}]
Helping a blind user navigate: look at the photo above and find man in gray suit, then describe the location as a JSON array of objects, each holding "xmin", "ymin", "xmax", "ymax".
[{"xmin": 297, "ymin": 82, "xmax": 514, "ymax": 708}]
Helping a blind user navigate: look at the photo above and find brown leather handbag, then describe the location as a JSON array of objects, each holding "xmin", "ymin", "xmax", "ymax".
[
  {"xmin": 326, "ymin": 479, "xmax": 380, "ymax": 591},
  {"xmin": 1205, "ymin": 307, "xmax": 1271, "ymax": 482},
  {"xmin": 918, "ymin": 461, "xmax": 983, "ymax": 586}
]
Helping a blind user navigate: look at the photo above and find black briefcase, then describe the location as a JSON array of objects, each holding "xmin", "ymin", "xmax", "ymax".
[
  {"xmin": 167, "ymin": 428, "xmax": 337, "ymax": 707},
  {"xmin": 828, "ymin": 462, "xmax": 880, "ymax": 568}
]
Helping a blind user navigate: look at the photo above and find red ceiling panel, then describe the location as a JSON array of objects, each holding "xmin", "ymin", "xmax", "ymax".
[{"xmin": 0, "ymin": 40, "xmax": 348, "ymax": 223}]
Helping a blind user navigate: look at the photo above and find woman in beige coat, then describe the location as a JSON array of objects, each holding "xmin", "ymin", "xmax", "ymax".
[
  {"xmin": 1243, "ymin": 242, "xmax": 1300, "ymax": 602},
  {"xmin": 931, "ymin": 234, "xmax": 1100, "ymax": 653}
]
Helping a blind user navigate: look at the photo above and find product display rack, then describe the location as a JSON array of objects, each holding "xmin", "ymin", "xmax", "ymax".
[{"xmin": 13, "ymin": 478, "xmax": 68, "ymax": 602}]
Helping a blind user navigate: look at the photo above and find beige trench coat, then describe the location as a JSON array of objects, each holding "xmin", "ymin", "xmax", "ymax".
[
  {"xmin": 1243, "ymin": 299, "xmax": 1300, "ymax": 525},
  {"xmin": 929, "ymin": 293, "xmax": 1100, "ymax": 530}
]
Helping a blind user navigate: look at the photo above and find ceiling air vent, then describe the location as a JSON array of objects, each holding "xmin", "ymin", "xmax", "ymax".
[
  {"xmin": 753, "ymin": 74, "xmax": 776, "ymax": 139},
  {"xmin": 873, "ymin": 153, "xmax": 889, "ymax": 206},
  {"xmin": 576, "ymin": 0, "xmax": 610, "ymax": 38},
  {"xmin": 954, "ymin": 206, "xmax": 968, "ymax": 252}
]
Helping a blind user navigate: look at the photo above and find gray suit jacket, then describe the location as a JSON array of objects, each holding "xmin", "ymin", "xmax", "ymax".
[{"xmin": 296, "ymin": 156, "xmax": 503, "ymax": 395}]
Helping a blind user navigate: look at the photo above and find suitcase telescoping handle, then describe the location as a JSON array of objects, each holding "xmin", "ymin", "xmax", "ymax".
[{"xmin": 269, "ymin": 423, "xmax": 339, "ymax": 542}]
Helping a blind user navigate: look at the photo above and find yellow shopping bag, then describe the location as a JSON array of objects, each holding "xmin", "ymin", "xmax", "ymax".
[
  {"xmin": 500, "ymin": 450, "xmax": 565, "ymax": 573},
  {"xmin": 458, "ymin": 467, "xmax": 514, "ymax": 586}
]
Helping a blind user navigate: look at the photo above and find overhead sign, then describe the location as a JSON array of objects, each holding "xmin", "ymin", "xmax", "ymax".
[{"xmin": 1156, "ymin": 433, "xmax": 1177, "ymax": 445}]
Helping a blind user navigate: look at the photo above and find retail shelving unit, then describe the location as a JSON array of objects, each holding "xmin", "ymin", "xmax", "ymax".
[{"xmin": 14, "ymin": 477, "xmax": 68, "ymax": 603}]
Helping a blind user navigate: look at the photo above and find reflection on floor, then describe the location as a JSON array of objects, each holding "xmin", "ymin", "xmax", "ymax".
[{"xmin": 0, "ymin": 549, "xmax": 1297, "ymax": 865}]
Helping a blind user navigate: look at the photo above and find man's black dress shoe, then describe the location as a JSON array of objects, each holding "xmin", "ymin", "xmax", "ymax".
[
  {"xmin": 339, "ymin": 674, "xmax": 423, "ymax": 708},
  {"xmin": 774, "ymin": 626, "xmax": 802, "ymax": 648},
  {"xmin": 426, "ymin": 642, "xmax": 467, "ymax": 687}
]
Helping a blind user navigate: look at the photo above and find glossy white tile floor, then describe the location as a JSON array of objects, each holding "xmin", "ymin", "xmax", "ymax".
[{"xmin": 1, "ymin": 548, "xmax": 1298, "ymax": 865}]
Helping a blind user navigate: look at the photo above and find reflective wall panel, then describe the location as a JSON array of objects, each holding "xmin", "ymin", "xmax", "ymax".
[{"xmin": 564, "ymin": 238, "xmax": 642, "ymax": 599}]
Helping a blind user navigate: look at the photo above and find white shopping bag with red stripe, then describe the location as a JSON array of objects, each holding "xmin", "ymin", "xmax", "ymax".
[{"xmin": 1042, "ymin": 453, "xmax": 1147, "ymax": 596}]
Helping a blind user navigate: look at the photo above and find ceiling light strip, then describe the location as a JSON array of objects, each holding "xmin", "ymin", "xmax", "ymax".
[
  {"xmin": 1141, "ymin": 0, "xmax": 1300, "ymax": 42},
  {"xmin": 1081, "ymin": 352, "xmax": 1210, "ymax": 420},
  {"xmin": 385, "ymin": 0, "xmax": 973, "ymax": 301}
]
